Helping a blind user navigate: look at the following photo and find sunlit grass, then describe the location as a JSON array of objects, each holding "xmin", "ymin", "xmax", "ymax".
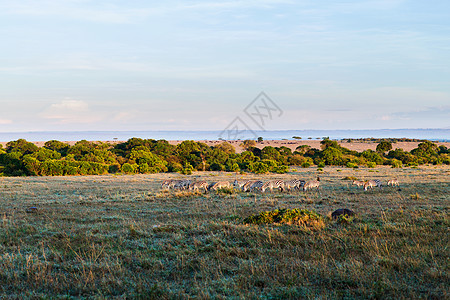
[{"xmin": 0, "ymin": 166, "xmax": 448, "ymax": 298}]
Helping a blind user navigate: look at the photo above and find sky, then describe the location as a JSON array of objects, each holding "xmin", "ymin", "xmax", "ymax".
[{"xmin": 0, "ymin": 0, "xmax": 449, "ymax": 132}]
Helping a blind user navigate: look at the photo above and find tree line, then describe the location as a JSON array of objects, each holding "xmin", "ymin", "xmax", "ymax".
[{"xmin": 0, "ymin": 138, "xmax": 448, "ymax": 177}]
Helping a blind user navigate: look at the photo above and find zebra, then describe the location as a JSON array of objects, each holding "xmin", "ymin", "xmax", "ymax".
[
  {"xmin": 209, "ymin": 181, "xmax": 231, "ymax": 191},
  {"xmin": 387, "ymin": 178, "xmax": 399, "ymax": 187},
  {"xmin": 283, "ymin": 179, "xmax": 305, "ymax": 192},
  {"xmin": 352, "ymin": 180, "xmax": 365, "ymax": 188},
  {"xmin": 363, "ymin": 179, "xmax": 382, "ymax": 191},
  {"xmin": 241, "ymin": 180, "xmax": 258, "ymax": 192},
  {"xmin": 261, "ymin": 180, "xmax": 285, "ymax": 193},
  {"xmin": 244, "ymin": 180, "xmax": 264, "ymax": 192},
  {"xmin": 173, "ymin": 179, "xmax": 191, "ymax": 190},
  {"xmin": 161, "ymin": 179, "xmax": 174, "ymax": 189},
  {"xmin": 233, "ymin": 179, "xmax": 253, "ymax": 190},
  {"xmin": 189, "ymin": 180, "xmax": 208, "ymax": 192},
  {"xmin": 303, "ymin": 177, "xmax": 320, "ymax": 191}
]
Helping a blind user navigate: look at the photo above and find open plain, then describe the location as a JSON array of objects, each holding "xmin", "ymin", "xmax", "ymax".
[{"xmin": 0, "ymin": 165, "xmax": 449, "ymax": 298}]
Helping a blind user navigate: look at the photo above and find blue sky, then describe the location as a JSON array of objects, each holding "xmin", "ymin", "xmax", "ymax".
[{"xmin": 0, "ymin": 0, "xmax": 449, "ymax": 132}]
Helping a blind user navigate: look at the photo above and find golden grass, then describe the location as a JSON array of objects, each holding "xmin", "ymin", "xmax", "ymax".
[{"xmin": 0, "ymin": 165, "xmax": 449, "ymax": 298}]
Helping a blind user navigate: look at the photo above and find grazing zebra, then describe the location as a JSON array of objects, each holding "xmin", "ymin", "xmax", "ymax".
[
  {"xmin": 363, "ymin": 179, "xmax": 382, "ymax": 191},
  {"xmin": 387, "ymin": 178, "xmax": 399, "ymax": 187},
  {"xmin": 283, "ymin": 179, "xmax": 305, "ymax": 192},
  {"xmin": 303, "ymin": 177, "xmax": 320, "ymax": 191},
  {"xmin": 244, "ymin": 180, "xmax": 264, "ymax": 192},
  {"xmin": 209, "ymin": 181, "xmax": 231, "ymax": 191},
  {"xmin": 261, "ymin": 180, "xmax": 285, "ymax": 193},
  {"xmin": 189, "ymin": 180, "xmax": 208, "ymax": 192},
  {"xmin": 233, "ymin": 179, "xmax": 252, "ymax": 190},
  {"xmin": 352, "ymin": 180, "xmax": 365, "ymax": 188},
  {"xmin": 241, "ymin": 180, "xmax": 258, "ymax": 192},
  {"xmin": 173, "ymin": 179, "xmax": 192, "ymax": 190},
  {"xmin": 161, "ymin": 179, "xmax": 174, "ymax": 189}
]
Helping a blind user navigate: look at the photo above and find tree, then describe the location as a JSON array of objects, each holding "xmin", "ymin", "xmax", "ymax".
[
  {"xmin": 214, "ymin": 142, "xmax": 235, "ymax": 154},
  {"xmin": 6, "ymin": 139, "xmax": 38, "ymax": 155},
  {"xmin": 376, "ymin": 140, "xmax": 393, "ymax": 153},
  {"xmin": 128, "ymin": 149, "xmax": 168, "ymax": 173},
  {"xmin": 240, "ymin": 140, "xmax": 256, "ymax": 151},
  {"xmin": 44, "ymin": 140, "xmax": 69, "ymax": 155}
]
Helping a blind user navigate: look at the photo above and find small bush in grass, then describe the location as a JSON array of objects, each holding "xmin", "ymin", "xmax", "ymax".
[
  {"xmin": 336, "ymin": 214, "xmax": 355, "ymax": 224},
  {"xmin": 343, "ymin": 176, "xmax": 357, "ymax": 180},
  {"xmin": 346, "ymin": 162, "xmax": 357, "ymax": 168},
  {"xmin": 216, "ymin": 187, "xmax": 234, "ymax": 195},
  {"xmin": 244, "ymin": 208, "xmax": 325, "ymax": 229},
  {"xmin": 390, "ymin": 159, "xmax": 403, "ymax": 168},
  {"xmin": 301, "ymin": 161, "xmax": 311, "ymax": 168},
  {"xmin": 367, "ymin": 162, "xmax": 376, "ymax": 168},
  {"xmin": 410, "ymin": 193, "xmax": 421, "ymax": 200},
  {"xmin": 317, "ymin": 162, "xmax": 325, "ymax": 168}
]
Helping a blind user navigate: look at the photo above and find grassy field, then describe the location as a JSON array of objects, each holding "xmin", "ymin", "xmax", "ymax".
[{"xmin": 0, "ymin": 166, "xmax": 448, "ymax": 299}]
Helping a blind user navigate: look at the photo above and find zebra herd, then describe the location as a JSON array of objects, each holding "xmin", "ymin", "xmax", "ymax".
[
  {"xmin": 352, "ymin": 178, "xmax": 399, "ymax": 191},
  {"xmin": 161, "ymin": 177, "xmax": 321, "ymax": 193},
  {"xmin": 161, "ymin": 177, "xmax": 400, "ymax": 193}
]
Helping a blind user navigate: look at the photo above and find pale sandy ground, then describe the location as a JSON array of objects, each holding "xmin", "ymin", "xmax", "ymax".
[{"xmin": 1, "ymin": 140, "xmax": 449, "ymax": 153}]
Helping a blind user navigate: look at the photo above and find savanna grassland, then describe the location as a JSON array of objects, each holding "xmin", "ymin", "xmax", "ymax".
[{"xmin": 0, "ymin": 166, "xmax": 448, "ymax": 299}]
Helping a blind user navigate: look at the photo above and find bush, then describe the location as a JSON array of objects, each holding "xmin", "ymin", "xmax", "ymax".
[
  {"xmin": 346, "ymin": 162, "xmax": 357, "ymax": 168},
  {"xmin": 301, "ymin": 161, "xmax": 311, "ymax": 168},
  {"xmin": 390, "ymin": 159, "xmax": 403, "ymax": 168},
  {"xmin": 367, "ymin": 162, "xmax": 376, "ymax": 168},
  {"xmin": 248, "ymin": 161, "xmax": 270, "ymax": 174},
  {"xmin": 317, "ymin": 162, "xmax": 325, "ymax": 168},
  {"xmin": 181, "ymin": 163, "xmax": 194, "ymax": 175},
  {"xmin": 109, "ymin": 164, "xmax": 121, "ymax": 173},
  {"xmin": 121, "ymin": 163, "xmax": 136, "ymax": 174},
  {"xmin": 243, "ymin": 208, "xmax": 325, "ymax": 230}
]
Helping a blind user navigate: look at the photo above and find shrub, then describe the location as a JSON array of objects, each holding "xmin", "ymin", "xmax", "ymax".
[
  {"xmin": 367, "ymin": 162, "xmax": 376, "ymax": 168},
  {"xmin": 181, "ymin": 163, "xmax": 194, "ymax": 175},
  {"xmin": 121, "ymin": 163, "xmax": 136, "ymax": 174},
  {"xmin": 317, "ymin": 162, "xmax": 325, "ymax": 168},
  {"xmin": 109, "ymin": 164, "xmax": 121, "ymax": 173},
  {"xmin": 390, "ymin": 159, "xmax": 403, "ymax": 168},
  {"xmin": 346, "ymin": 162, "xmax": 357, "ymax": 168},
  {"xmin": 301, "ymin": 161, "xmax": 311, "ymax": 168},
  {"xmin": 244, "ymin": 208, "xmax": 325, "ymax": 230},
  {"xmin": 248, "ymin": 161, "xmax": 270, "ymax": 174}
]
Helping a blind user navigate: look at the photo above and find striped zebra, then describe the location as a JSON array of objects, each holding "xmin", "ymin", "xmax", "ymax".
[
  {"xmin": 244, "ymin": 180, "xmax": 264, "ymax": 192},
  {"xmin": 261, "ymin": 180, "xmax": 285, "ymax": 193},
  {"xmin": 233, "ymin": 179, "xmax": 253, "ymax": 190},
  {"xmin": 173, "ymin": 179, "xmax": 192, "ymax": 190},
  {"xmin": 161, "ymin": 179, "xmax": 174, "ymax": 189},
  {"xmin": 241, "ymin": 180, "xmax": 257, "ymax": 192},
  {"xmin": 189, "ymin": 180, "xmax": 208, "ymax": 192},
  {"xmin": 387, "ymin": 178, "xmax": 399, "ymax": 187},
  {"xmin": 352, "ymin": 180, "xmax": 365, "ymax": 188},
  {"xmin": 303, "ymin": 177, "xmax": 320, "ymax": 191},
  {"xmin": 209, "ymin": 181, "xmax": 231, "ymax": 191},
  {"xmin": 363, "ymin": 179, "xmax": 382, "ymax": 191},
  {"xmin": 283, "ymin": 179, "xmax": 305, "ymax": 192}
]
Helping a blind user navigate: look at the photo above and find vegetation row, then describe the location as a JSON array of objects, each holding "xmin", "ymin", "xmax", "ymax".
[{"xmin": 0, "ymin": 138, "xmax": 448, "ymax": 176}]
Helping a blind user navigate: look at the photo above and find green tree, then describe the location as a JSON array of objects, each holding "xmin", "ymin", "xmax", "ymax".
[
  {"xmin": 240, "ymin": 140, "xmax": 256, "ymax": 151},
  {"xmin": 6, "ymin": 139, "xmax": 39, "ymax": 155},
  {"xmin": 376, "ymin": 140, "xmax": 393, "ymax": 153},
  {"xmin": 128, "ymin": 149, "xmax": 168, "ymax": 173},
  {"xmin": 44, "ymin": 140, "xmax": 70, "ymax": 155}
]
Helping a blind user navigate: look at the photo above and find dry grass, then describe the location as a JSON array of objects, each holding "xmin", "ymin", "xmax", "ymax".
[{"xmin": 0, "ymin": 166, "xmax": 449, "ymax": 298}]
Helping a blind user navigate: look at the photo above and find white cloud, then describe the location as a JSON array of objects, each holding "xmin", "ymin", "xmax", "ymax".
[
  {"xmin": 49, "ymin": 100, "xmax": 89, "ymax": 112},
  {"xmin": 40, "ymin": 99, "xmax": 102, "ymax": 124}
]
